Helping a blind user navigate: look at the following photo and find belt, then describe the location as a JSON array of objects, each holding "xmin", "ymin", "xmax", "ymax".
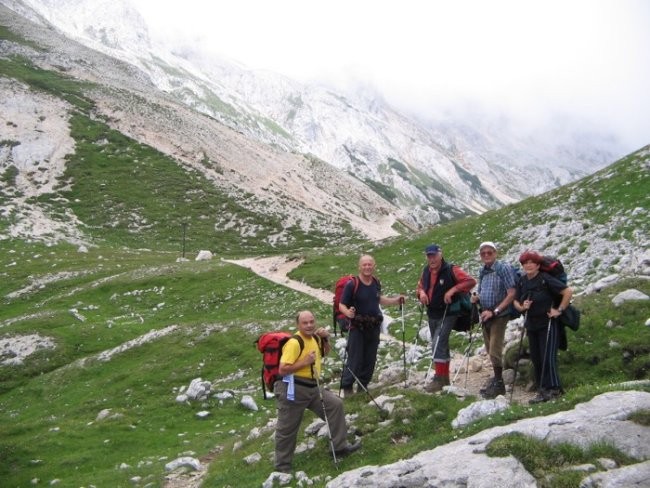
[{"xmin": 293, "ymin": 377, "xmax": 318, "ymax": 388}]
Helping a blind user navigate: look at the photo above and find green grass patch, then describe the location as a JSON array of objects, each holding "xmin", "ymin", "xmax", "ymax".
[{"xmin": 486, "ymin": 432, "xmax": 637, "ymax": 487}]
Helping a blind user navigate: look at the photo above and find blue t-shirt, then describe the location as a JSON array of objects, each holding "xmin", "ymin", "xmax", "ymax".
[{"xmin": 341, "ymin": 277, "xmax": 382, "ymax": 317}]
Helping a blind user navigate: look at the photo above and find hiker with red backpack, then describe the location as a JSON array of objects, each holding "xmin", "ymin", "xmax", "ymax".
[
  {"xmin": 333, "ymin": 274, "xmax": 355, "ymax": 336},
  {"xmin": 338, "ymin": 255, "xmax": 405, "ymax": 397},
  {"xmin": 513, "ymin": 251, "xmax": 573, "ymax": 404},
  {"xmin": 416, "ymin": 244, "xmax": 477, "ymax": 393},
  {"xmin": 274, "ymin": 310, "xmax": 361, "ymax": 473},
  {"xmin": 472, "ymin": 241, "xmax": 518, "ymax": 399}
]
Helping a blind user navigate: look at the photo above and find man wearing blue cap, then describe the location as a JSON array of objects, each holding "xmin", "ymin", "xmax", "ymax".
[{"xmin": 416, "ymin": 244, "xmax": 476, "ymax": 392}]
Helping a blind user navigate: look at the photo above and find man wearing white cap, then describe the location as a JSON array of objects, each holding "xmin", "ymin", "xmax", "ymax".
[{"xmin": 472, "ymin": 241, "xmax": 518, "ymax": 398}]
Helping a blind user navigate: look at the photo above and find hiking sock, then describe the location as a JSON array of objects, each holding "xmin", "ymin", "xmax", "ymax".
[
  {"xmin": 434, "ymin": 362, "xmax": 450, "ymax": 385},
  {"xmin": 435, "ymin": 363, "xmax": 449, "ymax": 378},
  {"xmin": 442, "ymin": 361, "xmax": 450, "ymax": 377}
]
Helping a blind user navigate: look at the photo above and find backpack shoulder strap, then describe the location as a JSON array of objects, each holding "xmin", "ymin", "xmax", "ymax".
[
  {"xmin": 351, "ymin": 276, "xmax": 360, "ymax": 294},
  {"xmin": 290, "ymin": 334, "xmax": 324, "ymax": 357},
  {"xmin": 448, "ymin": 263, "xmax": 458, "ymax": 285},
  {"xmin": 351, "ymin": 275, "xmax": 381, "ymax": 296},
  {"xmin": 373, "ymin": 276, "xmax": 381, "ymax": 290},
  {"xmin": 290, "ymin": 334, "xmax": 305, "ymax": 354}
]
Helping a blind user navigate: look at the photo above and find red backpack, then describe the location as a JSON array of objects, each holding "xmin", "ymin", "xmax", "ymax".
[
  {"xmin": 333, "ymin": 275, "xmax": 366, "ymax": 336},
  {"xmin": 255, "ymin": 332, "xmax": 303, "ymax": 399},
  {"xmin": 255, "ymin": 332, "xmax": 324, "ymax": 399}
]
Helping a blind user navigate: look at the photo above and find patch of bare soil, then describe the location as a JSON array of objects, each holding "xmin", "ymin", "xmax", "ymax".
[
  {"xmin": 447, "ymin": 350, "xmax": 537, "ymax": 404},
  {"xmin": 223, "ymin": 255, "xmax": 333, "ymax": 304}
]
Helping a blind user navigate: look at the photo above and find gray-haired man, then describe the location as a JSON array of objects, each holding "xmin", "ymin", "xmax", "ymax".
[{"xmin": 472, "ymin": 242, "xmax": 517, "ymax": 398}]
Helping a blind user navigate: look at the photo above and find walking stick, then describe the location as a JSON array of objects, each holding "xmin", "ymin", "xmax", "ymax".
[
  {"xmin": 464, "ymin": 324, "xmax": 473, "ymax": 388},
  {"xmin": 312, "ymin": 365, "xmax": 339, "ymax": 469},
  {"xmin": 425, "ymin": 305, "xmax": 448, "ymax": 381},
  {"xmin": 452, "ymin": 317, "xmax": 479, "ymax": 386},
  {"xmin": 510, "ymin": 323, "xmax": 526, "ymax": 402},
  {"xmin": 464, "ymin": 305, "xmax": 482, "ymax": 387},
  {"xmin": 344, "ymin": 365, "xmax": 388, "ymax": 417},
  {"xmin": 539, "ymin": 317, "xmax": 553, "ymax": 395},
  {"xmin": 414, "ymin": 305, "xmax": 424, "ymax": 346},
  {"xmin": 510, "ymin": 304, "xmax": 528, "ymax": 403},
  {"xmin": 461, "ymin": 302, "xmax": 481, "ymax": 387},
  {"xmin": 510, "ymin": 294, "xmax": 530, "ymax": 402},
  {"xmin": 338, "ymin": 337, "xmax": 349, "ymax": 397},
  {"xmin": 401, "ymin": 300, "xmax": 407, "ymax": 387}
]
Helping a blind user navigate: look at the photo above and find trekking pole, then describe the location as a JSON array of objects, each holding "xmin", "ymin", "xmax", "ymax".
[
  {"xmin": 510, "ymin": 307, "xmax": 528, "ymax": 403},
  {"xmin": 414, "ymin": 305, "xmax": 424, "ymax": 346},
  {"xmin": 344, "ymin": 365, "xmax": 388, "ymax": 417},
  {"xmin": 425, "ymin": 305, "xmax": 447, "ymax": 381},
  {"xmin": 451, "ymin": 318, "xmax": 478, "ymax": 386},
  {"xmin": 312, "ymin": 365, "xmax": 339, "ymax": 469},
  {"xmin": 465, "ymin": 303, "xmax": 482, "ymax": 388},
  {"xmin": 539, "ymin": 317, "xmax": 553, "ymax": 395},
  {"xmin": 338, "ymin": 337, "xmax": 349, "ymax": 397},
  {"xmin": 464, "ymin": 323, "xmax": 473, "ymax": 388},
  {"xmin": 400, "ymin": 300, "xmax": 407, "ymax": 387},
  {"xmin": 452, "ymin": 302, "xmax": 480, "ymax": 386}
]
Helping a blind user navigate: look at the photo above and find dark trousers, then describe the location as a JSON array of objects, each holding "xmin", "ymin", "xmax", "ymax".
[
  {"xmin": 340, "ymin": 325, "xmax": 380, "ymax": 389},
  {"xmin": 427, "ymin": 314, "xmax": 458, "ymax": 362},
  {"xmin": 528, "ymin": 321, "xmax": 562, "ymax": 390}
]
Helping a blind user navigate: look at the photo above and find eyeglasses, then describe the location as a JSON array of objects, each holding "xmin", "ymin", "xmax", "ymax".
[{"xmin": 480, "ymin": 250, "xmax": 495, "ymax": 256}]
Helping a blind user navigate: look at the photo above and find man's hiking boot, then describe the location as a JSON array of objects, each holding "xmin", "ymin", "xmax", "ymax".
[
  {"xmin": 425, "ymin": 376, "xmax": 449, "ymax": 393},
  {"xmin": 529, "ymin": 388, "xmax": 563, "ymax": 404},
  {"xmin": 479, "ymin": 377, "xmax": 496, "ymax": 395},
  {"xmin": 481, "ymin": 379, "xmax": 505, "ymax": 399},
  {"xmin": 335, "ymin": 440, "xmax": 362, "ymax": 458},
  {"xmin": 342, "ymin": 387, "xmax": 354, "ymax": 398}
]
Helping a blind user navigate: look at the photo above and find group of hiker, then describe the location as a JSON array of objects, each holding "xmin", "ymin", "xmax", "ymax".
[{"xmin": 272, "ymin": 242, "xmax": 573, "ymax": 473}]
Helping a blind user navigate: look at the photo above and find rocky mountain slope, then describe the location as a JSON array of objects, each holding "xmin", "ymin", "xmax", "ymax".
[
  {"xmin": 0, "ymin": 0, "xmax": 626, "ymax": 245},
  {"xmin": 0, "ymin": 2, "xmax": 401, "ymax": 245}
]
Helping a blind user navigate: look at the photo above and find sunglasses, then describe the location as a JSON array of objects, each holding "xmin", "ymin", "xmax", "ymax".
[{"xmin": 480, "ymin": 250, "xmax": 495, "ymax": 256}]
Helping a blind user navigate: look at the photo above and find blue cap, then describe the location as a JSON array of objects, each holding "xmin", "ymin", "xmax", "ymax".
[{"xmin": 425, "ymin": 244, "xmax": 441, "ymax": 255}]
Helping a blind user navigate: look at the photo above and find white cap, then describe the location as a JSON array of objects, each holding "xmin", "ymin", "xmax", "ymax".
[{"xmin": 479, "ymin": 241, "xmax": 497, "ymax": 251}]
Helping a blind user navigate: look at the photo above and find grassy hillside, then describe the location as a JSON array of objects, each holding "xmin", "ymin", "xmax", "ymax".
[
  {"xmin": 2, "ymin": 19, "xmax": 649, "ymax": 488},
  {"xmin": 1, "ymin": 146, "xmax": 648, "ymax": 486}
]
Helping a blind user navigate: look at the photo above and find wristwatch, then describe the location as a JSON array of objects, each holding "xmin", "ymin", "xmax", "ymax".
[
  {"xmin": 558, "ymin": 306, "xmax": 564, "ymax": 313},
  {"xmin": 494, "ymin": 308, "xmax": 500, "ymax": 315}
]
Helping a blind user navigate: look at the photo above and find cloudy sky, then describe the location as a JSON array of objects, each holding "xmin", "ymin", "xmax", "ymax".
[{"xmin": 130, "ymin": 0, "xmax": 649, "ymax": 152}]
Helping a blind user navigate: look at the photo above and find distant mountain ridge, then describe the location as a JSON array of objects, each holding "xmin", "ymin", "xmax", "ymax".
[{"xmin": 0, "ymin": 0, "xmax": 629, "ymax": 244}]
